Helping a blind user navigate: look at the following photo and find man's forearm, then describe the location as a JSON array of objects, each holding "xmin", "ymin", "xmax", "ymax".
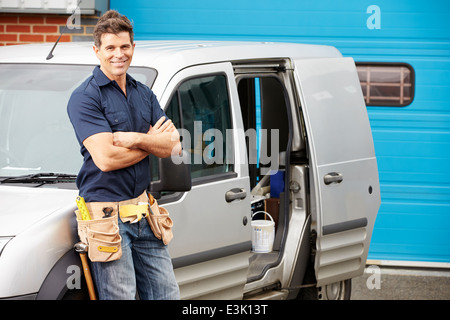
[
  {"xmin": 83, "ymin": 132, "xmax": 149, "ymax": 172},
  {"xmin": 101, "ymin": 145, "xmax": 149, "ymax": 172},
  {"xmin": 114, "ymin": 131, "xmax": 181, "ymax": 158}
]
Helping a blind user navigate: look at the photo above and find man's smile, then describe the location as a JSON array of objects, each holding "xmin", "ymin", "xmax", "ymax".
[{"xmin": 111, "ymin": 59, "xmax": 128, "ymax": 67}]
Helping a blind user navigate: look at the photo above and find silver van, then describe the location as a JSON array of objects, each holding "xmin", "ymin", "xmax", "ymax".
[{"xmin": 0, "ymin": 41, "xmax": 380, "ymax": 300}]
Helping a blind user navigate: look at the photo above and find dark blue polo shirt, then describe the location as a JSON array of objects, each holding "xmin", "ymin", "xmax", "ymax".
[{"xmin": 67, "ymin": 66, "xmax": 167, "ymax": 202}]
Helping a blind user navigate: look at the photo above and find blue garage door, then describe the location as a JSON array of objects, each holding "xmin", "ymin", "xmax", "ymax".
[{"xmin": 111, "ymin": 0, "xmax": 450, "ymax": 264}]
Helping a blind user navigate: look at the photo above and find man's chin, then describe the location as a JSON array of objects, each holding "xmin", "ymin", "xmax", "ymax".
[
  {"xmin": 111, "ymin": 67, "xmax": 128, "ymax": 77},
  {"xmin": 100, "ymin": 64, "xmax": 130, "ymax": 80}
]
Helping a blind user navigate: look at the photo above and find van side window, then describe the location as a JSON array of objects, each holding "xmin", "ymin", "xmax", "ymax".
[
  {"xmin": 356, "ymin": 63, "xmax": 414, "ymax": 107},
  {"xmin": 165, "ymin": 74, "xmax": 234, "ymax": 180}
]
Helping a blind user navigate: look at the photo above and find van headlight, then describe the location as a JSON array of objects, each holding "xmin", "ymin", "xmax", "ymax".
[{"xmin": 0, "ymin": 237, "xmax": 13, "ymax": 256}]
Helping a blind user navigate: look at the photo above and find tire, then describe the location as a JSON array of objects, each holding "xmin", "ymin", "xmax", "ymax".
[
  {"xmin": 298, "ymin": 279, "xmax": 352, "ymax": 300},
  {"xmin": 317, "ymin": 279, "xmax": 352, "ymax": 300}
]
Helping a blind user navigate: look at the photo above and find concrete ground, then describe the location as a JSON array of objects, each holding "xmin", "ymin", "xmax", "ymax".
[{"xmin": 351, "ymin": 265, "xmax": 450, "ymax": 300}]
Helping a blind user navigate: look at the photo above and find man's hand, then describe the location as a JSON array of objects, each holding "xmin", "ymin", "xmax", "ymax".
[
  {"xmin": 148, "ymin": 117, "xmax": 177, "ymax": 135},
  {"xmin": 113, "ymin": 117, "xmax": 176, "ymax": 148}
]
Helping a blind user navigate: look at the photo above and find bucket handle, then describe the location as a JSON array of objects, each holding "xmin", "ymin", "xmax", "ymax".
[{"xmin": 251, "ymin": 211, "xmax": 274, "ymax": 222}]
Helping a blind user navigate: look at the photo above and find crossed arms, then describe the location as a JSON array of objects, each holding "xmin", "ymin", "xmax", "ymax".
[{"xmin": 83, "ymin": 117, "xmax": 182, "ymax": 172}]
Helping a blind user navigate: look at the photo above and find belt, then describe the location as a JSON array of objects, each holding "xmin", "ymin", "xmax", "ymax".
[
  {"xmin": 85, "ymin": 191, "xmax": 149, "ymax": 223},
  {"xmin": 119, "ymin": 203, "xmax": 149, "ymax": 223}
]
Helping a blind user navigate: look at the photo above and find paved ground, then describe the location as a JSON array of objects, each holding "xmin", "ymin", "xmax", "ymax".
[{"xmin": 351, "ymin": 265, "xmax": 450, "ymax": 300}]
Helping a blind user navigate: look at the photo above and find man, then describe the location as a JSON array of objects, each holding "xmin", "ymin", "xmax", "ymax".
[{"xmin": 67, "ymin": 10, "xmax": 181, "ymax": 300}]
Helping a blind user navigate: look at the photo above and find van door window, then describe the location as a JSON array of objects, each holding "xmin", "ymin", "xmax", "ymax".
[{"xmin": 165, "ymin": 74, "xmax": 233, "ymax": 180}]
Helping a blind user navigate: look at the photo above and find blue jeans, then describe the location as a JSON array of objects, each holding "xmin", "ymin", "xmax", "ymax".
[{"xmin": 90, "ymin": 217, "xmax": 180, "ymax": 300}]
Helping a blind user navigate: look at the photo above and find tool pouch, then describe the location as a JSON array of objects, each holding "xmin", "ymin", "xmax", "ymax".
[
  {"xmin": 145, "ymin": 192, "xmax": 174, "ymax": 245},
  {"xmin": 75, "ymin": 206, "xmax": 122, "ymax": 262}
]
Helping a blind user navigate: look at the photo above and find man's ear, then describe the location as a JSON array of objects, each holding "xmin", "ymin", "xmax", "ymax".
[{"xmin": 93, "ymin": 45, "xmax": 100, "ymax": 58}]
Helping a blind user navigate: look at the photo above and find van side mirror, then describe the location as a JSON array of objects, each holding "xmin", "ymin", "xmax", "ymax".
[{"xmin": 149, "ymin": 150, "xmax": 192, "ymax": 194}]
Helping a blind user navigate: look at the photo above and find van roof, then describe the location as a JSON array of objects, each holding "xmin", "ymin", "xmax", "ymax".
[
  {"xmin": 0, "ymin": 40, "xmax": 342, "ymax": 68},
  {"xmin": 0, "ymin": 40, "xmax": 343, "ymax": 95}
]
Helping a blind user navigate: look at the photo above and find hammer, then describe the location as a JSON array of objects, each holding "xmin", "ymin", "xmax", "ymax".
[{"xmin": 74, "ymin": 242, "xmax": 97, "ymax": 300}]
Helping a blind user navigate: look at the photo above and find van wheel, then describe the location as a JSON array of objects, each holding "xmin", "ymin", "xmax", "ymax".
[
  {"xmin": 318, "ymin": 279, "xmax": 351, "ymax": 300},
  {"xmin": 298, "ymin": 279, "xmax": 351, "ymax": 300}
]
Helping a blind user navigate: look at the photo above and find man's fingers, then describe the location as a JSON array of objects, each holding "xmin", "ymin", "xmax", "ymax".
[
  {"xmin": 159, "ymin": 119, "xmax": 173, "ymax": 132},
  {"xmin": 155, "ymin": 116, "xmax": 166, "ymax": 126},
  {"xmin": 148, "ymin": 117, "xmax": 176, "ymax": 134},
  {"xmin": 148, "ymin": 117, "xmax": 164, "ymax": 133}
]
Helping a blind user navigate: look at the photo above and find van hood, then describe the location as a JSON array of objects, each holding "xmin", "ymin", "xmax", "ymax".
[{"xmin": 0, "ymin": 186, "xmax": 78, "ymax": 236}]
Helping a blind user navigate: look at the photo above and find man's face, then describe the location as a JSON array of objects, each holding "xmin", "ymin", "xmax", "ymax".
[{"xmin": 93, "ymin": 31, "xmax": 135, "ymax": 80}]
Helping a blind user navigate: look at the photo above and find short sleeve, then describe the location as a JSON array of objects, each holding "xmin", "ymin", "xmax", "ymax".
[{"xmin": 67, "ymin": 84, "xmax": 112, "ymax": 145}]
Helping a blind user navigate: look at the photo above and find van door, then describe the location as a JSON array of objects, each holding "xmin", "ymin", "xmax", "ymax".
[
  {"xmin": 293, "ymin": 57, "xmax": 381, "ymax": 286},
  {"xmin": 156, "ymin": 62, "xmax": 252, "ymax": 299}
]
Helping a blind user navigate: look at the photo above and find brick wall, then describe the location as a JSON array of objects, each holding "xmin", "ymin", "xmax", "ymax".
[{"xmin": 0, "ymin": 13, "xmax": 99, "ymax": 46}]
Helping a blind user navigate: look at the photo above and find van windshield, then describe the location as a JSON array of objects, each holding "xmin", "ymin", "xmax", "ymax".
[{"xmin": 0, "ymin": 64, "xmax": 157, "ymax": 179}]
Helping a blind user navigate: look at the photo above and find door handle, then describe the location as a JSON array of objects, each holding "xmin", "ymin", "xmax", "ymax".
[
  {"xmin": 225, "ymin": 188, "xmax": 247, "ymax": 202},
  {"xmin": 324, "ymin": 172, "xmax": 343, "ymax": 185}
]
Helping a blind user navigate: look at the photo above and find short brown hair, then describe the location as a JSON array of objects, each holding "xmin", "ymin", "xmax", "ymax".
[{"xmin": 93, "ymin": 10, "xmax": 134, "ymax": 48}]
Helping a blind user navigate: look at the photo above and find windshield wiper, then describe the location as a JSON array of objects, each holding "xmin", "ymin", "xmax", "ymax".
[{"xmin": 0, "ymin": 173, "xmax": 77, "ymax": 185}]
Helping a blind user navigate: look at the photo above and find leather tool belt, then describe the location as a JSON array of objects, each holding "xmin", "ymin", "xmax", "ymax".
[{"xmin": 75, "ymin": 191, "xmax": 173, "ymax": 262}]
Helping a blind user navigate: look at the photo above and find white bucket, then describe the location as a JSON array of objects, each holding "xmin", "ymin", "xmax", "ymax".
[{"xmin": 251, "ymin": 211, "xmax": 275, "ymax": 253}]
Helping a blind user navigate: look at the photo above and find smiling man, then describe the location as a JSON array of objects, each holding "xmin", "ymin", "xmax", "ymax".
[{"xmin": 67, "ymin": 10, "xmax": 180, "ymax": 300}]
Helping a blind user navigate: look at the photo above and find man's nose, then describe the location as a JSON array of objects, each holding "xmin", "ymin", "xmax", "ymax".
[{"xmin": 114, "ymin": 47, "xmax": 124, "ymax": 57}]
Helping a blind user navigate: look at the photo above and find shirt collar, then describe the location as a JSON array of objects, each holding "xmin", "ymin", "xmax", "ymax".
[{"xmin": 93, "ymin": 66, "xmax": 137, "ymax": 88}]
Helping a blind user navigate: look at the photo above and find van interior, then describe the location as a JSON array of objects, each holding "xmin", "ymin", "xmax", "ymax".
[{"xmin": 235, "ymin": 61, "xmax": 294, "ymax": 282}]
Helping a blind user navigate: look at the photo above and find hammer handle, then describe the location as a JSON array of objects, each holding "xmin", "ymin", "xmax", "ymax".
[{"xmin": 79, "ymin": 252, "xmax": 97, "ymax": 300}]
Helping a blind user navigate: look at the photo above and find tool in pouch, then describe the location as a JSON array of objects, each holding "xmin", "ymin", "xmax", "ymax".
[
  {"xmin": 118, "ymin": 192, "xmax": 174, "ymax": 245},
  {"xmin": 76, "ymin": 196, "xmax": 91, "ymax": 220},
  {"xmin": 102, "ymin": 207, "xmax": 113, "ymax": 218},
  {"xmin": 74, "ymin": 196, "xmax": 97, "ymax": 300},
  {"xmin": 75, "ymin": 196, "xmax": 122, "ymax": 263},
  {"xmin": 146, "ymin": 192, "xmax": 174, "ymax": 245}
]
